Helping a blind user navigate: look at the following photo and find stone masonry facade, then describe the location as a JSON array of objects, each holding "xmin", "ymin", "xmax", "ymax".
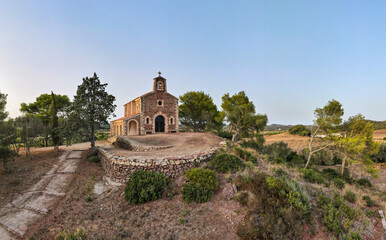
[{"xmin": 110, "ymin": 73, "xmax": 179, "ymax": 136}]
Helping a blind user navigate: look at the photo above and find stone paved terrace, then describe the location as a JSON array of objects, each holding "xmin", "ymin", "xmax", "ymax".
[
  {"xmin": 105, "ymin": 132, "xmax": 224, "ymax": 158},
  {"xmin": 0, "ymin": 149, "xmax": 86, "ymax": 239}
]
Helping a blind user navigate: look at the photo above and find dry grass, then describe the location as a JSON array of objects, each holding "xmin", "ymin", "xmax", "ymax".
[
  {"xmin": 373, "ymin": 129, "xmax": 386, "ymax": 142},
  {"xmin": 264, "ymin": 131, "xmax": 311, "ymax": 152}
]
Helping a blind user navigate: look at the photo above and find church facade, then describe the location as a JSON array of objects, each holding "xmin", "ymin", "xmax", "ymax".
[{"xmin": 110, "ymin": 73, "xmax": 179, "ymax": 136}]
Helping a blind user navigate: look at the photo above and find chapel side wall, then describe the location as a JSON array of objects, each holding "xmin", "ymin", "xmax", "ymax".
[{"xmin": 141, "ymin": 92, "xmax": 178, "ymax": 133}]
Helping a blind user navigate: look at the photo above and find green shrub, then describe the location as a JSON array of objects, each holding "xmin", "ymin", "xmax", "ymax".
[
  {"xmin": 240, "ymin": 134, "xmax": 265, "ymax": 152},
  {"xmin": 344, "ymin": 190, "xmax": 357, "ymax": 203},
  {"xmin": 182, "ymin": 183, "xmax": 214, "ymax": 203},
  {"xmin": 384, "ymin": 137, "xmax": 386, "ymax": 140},
  {"xmin": 210, "ymin": 153, "xmax": 245, "ymax": 173},
  {"xmin": 182, "ymin": 168, "xmax": 218, "ymax": 203},
  {"xmin": 263, "ymin": 141, "xmax": 292, "ymax": 162},
  {"xmin": 319, "ymin": 193, "xmax": 357, "ymax": 236},
  {"xmin": 302, "ymin": 169, "xmax": 325, "ymax": 184},
  {"xmin": 56, "ymin": 227, "xmax": 86, "ymax": 240},
  {"xmin": 185, "ymin": 168, "xmax": 218, "ymax": 191},
  {"xmin": 355, "ymin": 178, "xmax": 372, "ymax": 187},
  {"xmin": 289, "ymin": 125, "xmax": 311, "ymax": 136},
  {"xmin": 321, "ymin": 168, "xmax": 340, "ymax": 180},
  {"xmin": 234, "ymin": 148, "xmax": 257, "ymax": 164},
  {"xmin": 217, "ymin": 131, "xmax": 233, "ymax": 140},
  {"xmin": 365, "ymin": 209, "xmax": 375, "ymax": 218},
  {"xmin": 95, "ymin": 132, "xmax": 109, "ymax": 140},
  {"xmin": 125, "ymin": 171, "xmax": 169, "ymax": 204},
  {"xmin": 371, "ymin": 143, "xmax": 386, "ymax": 163},
  {"xmin": 88, "ymin": 156, "xmax": 100, "ymax": 163},
  {"xmin": 333, "ymin": 178, "xmax": 345, "ymax": 189},
  {"xmin": 235, "ymin": 172, "xmax": 311, "ymax": 240},
  {"xmin": 362, "ymin": 195, "xmax": 374, "ymax": 207},
  {"xmin": 346, "ymin": 231, "xmax": 362, "ymax": 240}
]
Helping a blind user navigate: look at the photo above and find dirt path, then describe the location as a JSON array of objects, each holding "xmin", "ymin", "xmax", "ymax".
[{"xmin": 0, "ymin": 149, "xmax": 85, "ymax": 239}]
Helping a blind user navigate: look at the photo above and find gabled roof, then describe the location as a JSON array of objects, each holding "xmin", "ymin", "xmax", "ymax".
[{"xmin": 124, "ymin": 91, "xmax": 178, "ymax": 105}]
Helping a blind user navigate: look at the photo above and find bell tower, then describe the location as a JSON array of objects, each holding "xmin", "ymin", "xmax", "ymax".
[{"xmin": 153, "ymin": 71, "xmax": 167, "ymax": 92}]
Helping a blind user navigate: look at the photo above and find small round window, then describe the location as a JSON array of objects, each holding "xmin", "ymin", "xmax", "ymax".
[{"xmin": 158, "ymin": 101, "xmax": 162, "ymax": 106}]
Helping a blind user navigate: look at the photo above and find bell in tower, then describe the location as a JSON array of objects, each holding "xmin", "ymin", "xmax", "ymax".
[{"xmin": 153, "ymin": 71, "xmax": 167, "ymax": 92}]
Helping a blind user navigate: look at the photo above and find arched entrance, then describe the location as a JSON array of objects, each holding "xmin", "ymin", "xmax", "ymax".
[
  {"xmin": 128, "ymin": 120, "xmax": 137, "ymax": 135},
  {"xmin": 155, "ymin": 115, "xmax": 165, "ymax": 133}
]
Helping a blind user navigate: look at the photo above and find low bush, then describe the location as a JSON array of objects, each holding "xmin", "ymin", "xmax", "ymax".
[
  {"xmin": 355, "ymin": 178, "xmax": 372, "ymax": 187},
  {"xmin": 125, "ymin": 171, "xmax": 169, "ymax": 204},
  {"xmin": 318, "ymin": 193, "xmax": 357, "ymax": 236},
  {"xmin": 210, "ymin": 154, "xmax": 245, "ymax": 173},
  {"xmin": 362, "ymin": 195, "xmax": 374, "ymax": 207},
  {"xmin": 88, "ymin": 156, "xmax": 100, "ymax": 163},
  {"xmin": 240, "ymin": 134, "xmax": 265, "ymax": 152},
  {"xmin": 263, "ymin": 141, "xmax": 292, "ymax": 163},
  {"xmin": 182, "ymin": 183, "xmax": 214, "ymax": 203},
  {"xmin": 217, "ymin": 130, "xmax": 233, "ymax": 140},
  {"xmin": 371, "ymin": 143, "xmax": 385, "ymax": 163},
  {"xmin": 289, "ymin": 124, "xmax": 311, "ymax": 136},
  {"xmin": 95, "ymin": 132, "xmax": 109, "ymax": 140},
  {"xmin": 234, "ymin": 148, "xmax": 257, "ymax": 164},
  {"xmin": 333, "ymin": 178, "xmax": 345, "ymax": 189},
  {"xmin": 302, "ymin": 169, "xmax": 325, "ymax": 185},
  {"xmin": 384, "ymin": 137, "xmax": 386, "ymax": 140},
  {"xmin": 185, "ymin": 168, "xmax": 218, "ymax": 191},
  {"xmin": 346, "ymin": 231, "xmax": 362, "ymax": 240},
  {"xmin": 56, "ymin": 227, "xmax": 86, "ymax": 240},
  {"xmin": 344, "ymin": 190, "xmax": 357, "ymax": 203},
  {"xmin": 182, "ymin": 168, "xmax": 218, "ymax": 203},
  {"xmin": 235, "ymin": 172, "xmax": 311, "ymax": 239}
]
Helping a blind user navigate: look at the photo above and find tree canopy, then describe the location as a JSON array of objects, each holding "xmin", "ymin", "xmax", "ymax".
[
  {"xmin": 221, "ymin": 91, "xmax": 267, "ymax": 142},
  {"xmin": 20, "ymin": 93, "xmax": 70, "ymax": 146},
  {"xmin": 70, "ymin": 73, "xmax": 116, "ymax": 153},
  {"xmin": 305, "ymin": 99, "xmax": 344, "ymax": 169},
  {"xmin": 179, "ymin": 91, "xmax": 223, "ymax": 131}
]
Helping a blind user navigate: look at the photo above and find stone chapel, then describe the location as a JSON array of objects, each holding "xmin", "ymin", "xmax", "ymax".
[{"xmin": 110, "ymin": 73, "xmax": 179, "ymax": 136}]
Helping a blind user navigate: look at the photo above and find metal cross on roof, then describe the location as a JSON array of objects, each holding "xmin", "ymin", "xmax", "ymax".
[{"xmin": 158, "ymin": 71, "xmax": 162, "ymax": 76}]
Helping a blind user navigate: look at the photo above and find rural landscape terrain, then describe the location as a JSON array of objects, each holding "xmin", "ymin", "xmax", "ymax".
[
  {"xmin": 1, "ymin": 1, "xmax": 386, "ymax": 240},
  {"xmin": 0, "ymin": 78, "xmax": 386, "ymax": 239}
]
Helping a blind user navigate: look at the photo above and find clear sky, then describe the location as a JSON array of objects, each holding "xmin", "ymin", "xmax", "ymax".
[{"xmin": 0, "ymin": 0, "xmax": 385, "ymax": 124}]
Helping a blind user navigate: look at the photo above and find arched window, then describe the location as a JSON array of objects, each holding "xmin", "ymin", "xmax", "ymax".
[
  {"xmin": 170, "ymin": 117, "xmax": 174, "ymax": 124},
  {"xmin": 146, "ymin": 117, "xmax": 150, "ymax": 124},
  {"xmin": 158, "ymin": 82, "xmax": 162, "ymax": 90}
]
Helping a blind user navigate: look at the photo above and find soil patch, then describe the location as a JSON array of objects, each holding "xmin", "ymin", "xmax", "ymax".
[
  {"xmin": 25, "ymin": 150, "xmax": 244, "ymax": 240},
  {"xmin": 0, "ymin": 150, "xmax": 58, "ymax": 207}
]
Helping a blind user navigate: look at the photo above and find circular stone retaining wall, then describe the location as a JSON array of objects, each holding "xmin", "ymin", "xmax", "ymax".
[{"xmin": 98, "ymin": 147, "xmax": 219, "ymax": 182}]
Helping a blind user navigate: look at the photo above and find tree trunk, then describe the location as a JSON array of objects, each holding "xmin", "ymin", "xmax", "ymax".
[
  {"xmin": 305, "ymin": 151, "xmax": 312, "ymax": 169},
  {"xmin": 3, "ymin": 159, "xmax": 11, "ymax": 173},
  {"xmin": 91, "ymin": 126, "xmax": 96, "ymax": 154},
  {"xmin": 341, "ymin": 156, "xmax": 347, "ymax": 175},
  {"xmin": 232, "ymin": 131, "xmax": 240, "ymax": 143},
  {"xmin": 54, "ymin": 146, "xmax": 59, "ymax": 157}
]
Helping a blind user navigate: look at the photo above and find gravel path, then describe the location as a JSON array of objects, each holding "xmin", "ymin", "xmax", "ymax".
[{"xmin": 0, "ymin": 149, "xmax": 85, "ymax": 239}]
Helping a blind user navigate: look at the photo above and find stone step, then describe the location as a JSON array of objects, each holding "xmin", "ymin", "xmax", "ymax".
[{"xmin": 0, "ymin": 224, "xmax": 17, "ymax": 240}]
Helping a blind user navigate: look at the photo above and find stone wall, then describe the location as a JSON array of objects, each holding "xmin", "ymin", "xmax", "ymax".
[
  {"xmin": 115, "ymin": 136, "xmax": 173, "ymax": 151},
  {"xmin": 98, "ymin": 147, "xmax": 218, "ymax": 182}
]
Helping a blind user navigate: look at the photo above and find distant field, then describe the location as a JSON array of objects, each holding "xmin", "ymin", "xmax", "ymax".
[
  {"xmin": 264, "ymin": 131, "xmax": 310, "ymax": 152},
  {"xmin": 374, "ymin": 129, "xmax": 386, "ymax": 142},
  {"xmin": 264, "ymin": 129, "xmax": 386, "ymax": 152}
]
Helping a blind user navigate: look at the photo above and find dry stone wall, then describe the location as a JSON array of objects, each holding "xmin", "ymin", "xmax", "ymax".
[
  {"xmin": 115, "ymin": 136, "xmax": 172, "ymax": 151},
  {"xmin": 98, "ymin": 147, "xmax": 218, "ymax": 182}
]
